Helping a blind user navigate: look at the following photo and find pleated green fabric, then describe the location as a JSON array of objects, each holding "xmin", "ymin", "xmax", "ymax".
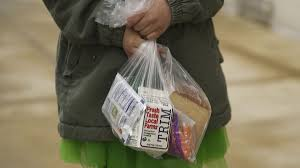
[{"xmin": 60, "ymin": 128, "xmax": 229, "ymax": 168}]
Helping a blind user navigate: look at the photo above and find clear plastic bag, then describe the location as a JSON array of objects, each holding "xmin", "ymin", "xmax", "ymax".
[
  {"xmin": 102, "ymin": 43, "xmax": 211, "ymax": 162},
  {"xmin": 96, "ymin": 0, "xmax": 153, "ymax": 28},
  {"xmin": 102, "ymin": 41, "xmax": 173, "ymax": 158},
  {"xmin": 169, "ymin": 110, "xmax": 197, "ymax": 162},
  {"xmin": 161, "ymin": 47, "xmax": 212, "ymax": 162},
  {"xmin": 97, "ymin": 0, "xmax": 211, "ymax": 162}
]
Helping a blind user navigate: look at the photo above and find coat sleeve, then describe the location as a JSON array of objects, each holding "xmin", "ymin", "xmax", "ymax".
[
  {"xmin": 168, "ymin": 0, "xmax": 224, "ymax": 24},
  {"xmin": 42, "ymin": 0, "xmax": 125, "ymax": 47}
]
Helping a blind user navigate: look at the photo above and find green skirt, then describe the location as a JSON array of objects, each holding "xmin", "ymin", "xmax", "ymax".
[{"xmin": 60, "ymin": 128, "xmax": 229, "ymax": 168}]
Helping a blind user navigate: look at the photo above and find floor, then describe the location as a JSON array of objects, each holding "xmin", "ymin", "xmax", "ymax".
[{"xmin": 0, "ymin": 1, "xmax": 299, "ymax": 168}]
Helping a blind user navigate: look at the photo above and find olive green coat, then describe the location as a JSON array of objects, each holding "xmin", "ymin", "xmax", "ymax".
[{"xmin": 43, "ymin": 0, "xmax": 231, "ymax": 141}]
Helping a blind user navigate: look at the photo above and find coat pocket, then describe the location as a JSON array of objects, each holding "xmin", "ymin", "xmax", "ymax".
[
  {"xmin": 62, "ymin": 43, "xmax": 81, "ymax": 79},
  {"xmin": 62, "ymin": 43, "xmax": 103, "ymax": 81}
]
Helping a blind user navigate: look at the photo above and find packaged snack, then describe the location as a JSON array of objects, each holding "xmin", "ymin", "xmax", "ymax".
[
  {"xmin": 169, "ymin": 111, "xmax": 197, "ymax": 161},
  {"xmin": 102, "ymin": 73, "xmax": 146, "ymax": 141}
]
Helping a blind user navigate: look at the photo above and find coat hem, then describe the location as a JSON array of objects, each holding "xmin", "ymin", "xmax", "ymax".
[
  {"xmin": 58, "ymin": 104, "xmax": 231, "ymax": 142},
  {"xmin": 58, "ymin": 122, "xmax": 115, "ymax": 142},
  {"xmin": 207, "ymin": 104, "xmax": 231, "ymax": 130}
]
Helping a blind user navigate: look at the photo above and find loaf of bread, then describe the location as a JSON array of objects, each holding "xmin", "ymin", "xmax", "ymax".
[{"xmin": 169, "ymin": 87, "xmax": 210, "ymax": 146}]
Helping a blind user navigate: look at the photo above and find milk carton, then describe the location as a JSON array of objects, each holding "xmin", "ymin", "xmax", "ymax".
[{"xmin": 126, "ymin": 87, "xmax": 173, "ymax": 157}]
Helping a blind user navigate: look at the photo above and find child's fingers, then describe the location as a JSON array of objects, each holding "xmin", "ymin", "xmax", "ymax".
[
  {"xmin": 146, "ymin": 30, "xmax": 160, "ymax": 40},
  {"xmin": 124, "ymin": 47, "xmax": 135, "ymax": 58},
  {"xmin": 133, "ymin": 15, "xmax": 151, "ymax": 32},
  {"xmin": 139, "ymin": 24, "xmax": 157, "ymax": 36},
  {"xmin": 127, "ymin": 11, "xmax": 146, "ymax": 27}
]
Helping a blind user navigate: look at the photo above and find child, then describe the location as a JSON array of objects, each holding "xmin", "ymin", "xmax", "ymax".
[{"xmin": 43, "ymin": 0, "xmax": 231, "ymax": 167}]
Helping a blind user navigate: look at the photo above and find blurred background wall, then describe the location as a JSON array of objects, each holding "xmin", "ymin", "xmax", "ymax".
[
  {"xmin": 0, "ymin": 0, "xmax": 299, "ymax": 168},
  {"xmin": 223, "ymin": 0, "xmax": 300, "ymax": 39}
]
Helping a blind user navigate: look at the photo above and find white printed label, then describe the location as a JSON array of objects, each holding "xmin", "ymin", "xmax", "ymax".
[
  {"xmin": 102, "ymin": 73, "xmax": 146, "ymax": 141},
  {"xmin": 139, "ymin": 87, "xmax": 172, "ymax": 151},
  {"xmin": 127, "ymin": 87, "xmax": 172, "ymax": 154}
]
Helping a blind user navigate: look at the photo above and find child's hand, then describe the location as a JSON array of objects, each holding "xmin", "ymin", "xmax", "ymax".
[
  {"xmin": 123, "ymin": 27, "xmax": 145, "ymax": 57},
  {"xmin": 127, "ymin": 0, "xmax": 171, "ymax": 40}
]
